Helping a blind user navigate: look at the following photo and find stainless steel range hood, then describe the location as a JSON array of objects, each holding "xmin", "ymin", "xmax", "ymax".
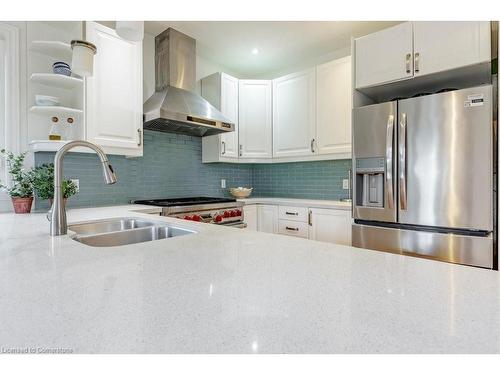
[{"xmin": 143, "ymin": 28, "xmax": 234, "ymax": 137}]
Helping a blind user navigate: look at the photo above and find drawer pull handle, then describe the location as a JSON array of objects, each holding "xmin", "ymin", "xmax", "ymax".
[
  {"xmin": 285, "ymin": 211, "xmax": 298, "ymax": 216},
  {"xmin": 285, "ymin": 226, "xmax": 299, "ymax": 231}
]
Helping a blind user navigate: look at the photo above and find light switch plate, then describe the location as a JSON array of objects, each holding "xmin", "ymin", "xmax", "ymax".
[
  {"xmin": 342, "ymin": 179, "xmax": 349, "ymax": 190},
  {"xmin": 221, "ymin": 179, "xmax": 226, "ymax": 188}
]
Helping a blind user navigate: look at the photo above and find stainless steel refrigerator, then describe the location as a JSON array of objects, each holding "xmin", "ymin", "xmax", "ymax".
[{"xmin": 352, "ymin": 85, "xmax": 495, "ymax": 268}]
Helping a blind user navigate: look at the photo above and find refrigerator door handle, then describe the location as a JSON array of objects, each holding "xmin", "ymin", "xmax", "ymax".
[
  {"xmin": 385, "ymin": 114, "xmax": 395, "ymax": 209},
  {"xmin": 399, "ymin": 113, "xmax": 408, "ymax": 210}
]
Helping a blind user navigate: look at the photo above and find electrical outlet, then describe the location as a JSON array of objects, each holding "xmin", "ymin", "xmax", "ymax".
[
  {"xmin": 71, "ymin": 179, "xmax": 80, "ymax": 193},
  {"xmin": 342, "ymin": 179, "xmax": 349, "ymax": 190},
  {"xmin": 221, "ymin": 179, "xmax": 226, "ymax": 188}
]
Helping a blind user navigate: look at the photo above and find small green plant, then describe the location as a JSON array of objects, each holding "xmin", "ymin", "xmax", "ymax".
[
  {"xmin": 0, "ymin": 149, "xmax": 34, "ymax": 198},
  {"xmin": 32, "ymin": 163, "xmax": 78, "ymax": 199}
]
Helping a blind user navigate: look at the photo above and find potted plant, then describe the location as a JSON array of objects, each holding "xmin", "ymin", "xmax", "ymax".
[
  {"xmin": 33, "ymin": 163, "xmax": 78, "ymax": 207},
  {"xmin": 0, "ymin": 149, "xmax": 35, "ymax": 213}
]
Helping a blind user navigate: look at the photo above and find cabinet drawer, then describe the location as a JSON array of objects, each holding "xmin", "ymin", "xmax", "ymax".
[
  {"xmin": 278, "ymin": 220, "xmax": 309, "ymax": 238},
  {"xmin": 278, "ymin": 205, "xmax": 308, "ymax": 222}
]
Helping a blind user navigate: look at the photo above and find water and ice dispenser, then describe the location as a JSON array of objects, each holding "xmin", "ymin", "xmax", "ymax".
[{"xmin": 355, "ymin": 157, "xmax": 385, "ymax": 208}]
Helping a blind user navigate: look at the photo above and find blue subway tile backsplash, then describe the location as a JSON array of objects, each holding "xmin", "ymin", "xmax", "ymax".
[{"xmin": 34, "ymin": 130, "xmax": 351, "ymax": 209}]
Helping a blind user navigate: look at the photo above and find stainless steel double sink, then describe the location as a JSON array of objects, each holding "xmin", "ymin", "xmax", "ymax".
[{"xmin": 68, "ymin": 217, "xmax": 196, "ymax": 247}]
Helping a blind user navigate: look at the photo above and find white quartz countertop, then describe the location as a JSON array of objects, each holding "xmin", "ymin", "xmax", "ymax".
[
  {"xmin": 1, "ymin": 204, "xmax": 500, "ymax": 354},
  {"xmin": 238, "ymin": 197, "xmax": 351, "ymax": 210}
]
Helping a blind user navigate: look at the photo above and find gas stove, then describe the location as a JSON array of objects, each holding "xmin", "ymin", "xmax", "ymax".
[{"xmin": 134, "ymin": 197, "xmax": 245, "ymax": 227}]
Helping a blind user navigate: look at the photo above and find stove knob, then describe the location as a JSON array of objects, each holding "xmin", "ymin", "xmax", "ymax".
[
  {"xmin": 192, "ymin": 215, "xmax": 201, "ymax": 222},
  {"xmin": 223, "ymin": 211, "xmax": 231, "ymax": 218},
  {"xmin": 184, "ymin": 215, "xmax": 192, "ymax": 221},
  {"xmin": 235, "ymin": 209, "xmax": 242, "ymax": 216},
  {"xmin": 230, "ymin": 210, "xmax": 237, "ymax": 217},
  {"xmin": 214, "ymin": 215, "xmax": 223, "ymax": 223}
]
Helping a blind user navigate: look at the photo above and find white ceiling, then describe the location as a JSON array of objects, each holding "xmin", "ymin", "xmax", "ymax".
[{"xmin": 144, "ymin": 21, "xmax": 401, "ymax": 77}]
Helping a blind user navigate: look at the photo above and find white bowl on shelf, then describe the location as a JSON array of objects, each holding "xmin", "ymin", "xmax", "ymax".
[
  {"xmin": 229, "ymin": 187, "xmax": 253, "ymax": 199},
  {"xmin": 35, "ymin": 94, "xmax": 60, "ymax": 106}
]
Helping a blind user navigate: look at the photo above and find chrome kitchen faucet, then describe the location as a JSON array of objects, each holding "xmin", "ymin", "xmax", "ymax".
[{"xmin": 49, "ymin": 140, "xmax": 117, "ymax": 236}]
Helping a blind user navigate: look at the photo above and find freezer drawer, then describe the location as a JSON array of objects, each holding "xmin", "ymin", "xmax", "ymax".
[
  {"xmin": 352, "ymin": 223, "xmax": 493, "ymax": 268},
  {"xmin": 397, "ymin": 85, "xmax": 493, "ymax": 231}
]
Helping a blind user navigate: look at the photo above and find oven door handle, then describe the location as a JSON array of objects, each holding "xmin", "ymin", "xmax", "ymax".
[{"xmin": 224, "ymin": 222, "xmax": 247, "ymax": 228}]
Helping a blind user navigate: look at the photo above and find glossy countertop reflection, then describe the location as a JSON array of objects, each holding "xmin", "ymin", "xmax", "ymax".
[{"xmin": 1, "ymin": 205, "xmax": 500, "ymax": 353}]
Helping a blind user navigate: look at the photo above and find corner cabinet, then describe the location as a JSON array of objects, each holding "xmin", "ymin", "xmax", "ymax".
[
  {"xmin": 201, "ymin": 73, "xmax": 239, "ymax": 162},
  {"xmin": 316, "ymin": 56, "xmax": 352, "ymax": 156},
  {"xmin": 272, "ymin": 68, "xmax": 316, "ymax": 158},
  {"xmin": 85, "ymin": 21, "xmax": 143, "ymax": 157},
  {"xmin": 238, "ymin": 80, "xmax": 272, "ymax": 159}
]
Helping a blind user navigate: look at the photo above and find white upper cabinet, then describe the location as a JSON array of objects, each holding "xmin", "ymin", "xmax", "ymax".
[
  {"xmin": 273, "ymin": 68, "xmax": 316, "ymax": 158},
  {"xmin": 85, "ymin": 21, "xmax": 143, "ymax": 156},
  {"xmin": 413, "ymin": 21, "xmax": 491, "ymax": 77},
  {"xmin": 201, "ymin": 72, "xmax": 239, "ymax": 162},
  {"xmin": 355, "ymin": 22, "xmax": 413, "ymax": 89},
  {"xmin": 355, "ymin": 21, "xmax": 491, "ymax": 89},
  {"xmin": 308, "ymin": 208, "xmax": 351, "ymax": 246},
  {"xmin": 316, "ymin": 56, "xmax": 352, "ymax": 156},
  {"xmin": 238, "ymin": 80, "xmax": 272, "ymax": 159},
  {"xmin": 219, "ymin": 73, "xmax": 239, "ymax": 157}
]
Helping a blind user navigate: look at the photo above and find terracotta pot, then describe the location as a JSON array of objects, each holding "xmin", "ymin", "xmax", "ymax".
[
  {"xmin": 11, "ymin": 197, "xmax": 34, "ymax": 214},
  {"xmin": 48, "ymin": 198, "xmax": 68, "ymax": 208}
]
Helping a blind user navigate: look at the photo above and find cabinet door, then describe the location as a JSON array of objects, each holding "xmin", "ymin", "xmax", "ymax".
[
  {"xmin": 309, "ymin": 208, "xmax": 351, "ymax": 245},
  {"xmin": 239, "ymin": 80, "xmax": 272, "ymax": 158},
  {"xmin": 85, "ymin": 22, "xmax": 143, "ymax": 156},
  {"xmin": 273, "ymin": 69, "xmax": 316, "ymax": 158},
  {"xmin": 243, "ymin": 204, "xmax": 258, "ymax": 231},
  {"xmin": 257, "ymin": 204, "xmax": 278, "ymax": 233},
  {"xmin": 219, "ymin": 73, "xmax": 239, "ymax": 158},
  {"xmin": 316, "ymin": 56, "xmax": 352, "ymax": 155},
  {"xmin": 355, "ymin": 22, "xmax": 413, "ymax": 88},
  {"xmin": 413, "ymin": 21, "xmax": 491, "ymax": 77}
]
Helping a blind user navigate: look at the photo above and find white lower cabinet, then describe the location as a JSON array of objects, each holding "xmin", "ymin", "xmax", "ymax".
[
  {"xmin": 249, "ymin": 203, "xmax": 352, "ymax": 245},
  {"xmin": 257, "ymin": 204, "xmax": 279, "ymax": 233},
  {"xmin": 243, "ymin": 204, "xmax": 258, "ymax": 231},
  {"xmin": 308, "ymin": 208, "xmax": 352, "ymax": 245}
]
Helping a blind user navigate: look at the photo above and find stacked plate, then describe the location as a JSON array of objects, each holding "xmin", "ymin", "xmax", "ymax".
[{"xmin": 53, "ymin": 61, "xmax": 71, "ymax": 76}]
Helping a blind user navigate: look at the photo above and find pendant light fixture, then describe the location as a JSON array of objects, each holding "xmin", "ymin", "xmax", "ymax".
[{"xmin": 116, "ymin": 21, "xmax": 144, "ymax": 42}]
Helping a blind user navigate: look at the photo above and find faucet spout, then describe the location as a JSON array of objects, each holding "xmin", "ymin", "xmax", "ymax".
[{"xmin": 49, "ymin": 141, "xmax": 117, "ymax": 236}]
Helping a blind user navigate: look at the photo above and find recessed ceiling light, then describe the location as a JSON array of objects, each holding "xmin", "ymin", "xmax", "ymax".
[{"xmin": 251, "ymin": 48, "xmax": 259, "ymax": 55}]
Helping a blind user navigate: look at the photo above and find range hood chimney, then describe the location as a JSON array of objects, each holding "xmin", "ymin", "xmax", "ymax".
[{"xmin": 143, "ymin": 28, "xmax": 234, "ymax": 136}]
